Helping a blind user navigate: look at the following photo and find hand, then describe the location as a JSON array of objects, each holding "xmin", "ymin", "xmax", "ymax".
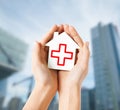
[
  {"xmin": 32, "ymin": 25, "xmax": 59, "ymax": 90},
  {"xmin": 58, "ymin": 24, "xmax": 90, "ymax": 90},
  {"xmin": 23, "ymin": 25, "xmax": 60, "ymax": 110},
  {"xmin": 23, "ymin": 24, "xmax": 90, "ymax": 110},
  {"xmin": 57, "ymin": 25, "xmax": 90, "ymax": 110}
]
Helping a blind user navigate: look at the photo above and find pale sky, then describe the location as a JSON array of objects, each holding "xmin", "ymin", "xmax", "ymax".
[
  {"xmin": 0, "ymin": 0, "xmax": 120, "ymax": 43},
  {"xmin": 0, "ymin": 0, "xmax": 120, "ymax": 102}
]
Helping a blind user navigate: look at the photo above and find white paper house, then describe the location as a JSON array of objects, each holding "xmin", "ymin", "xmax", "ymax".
[{"xmin": 46, "ymin": 32, "xmax": 79, "ymax": 70}]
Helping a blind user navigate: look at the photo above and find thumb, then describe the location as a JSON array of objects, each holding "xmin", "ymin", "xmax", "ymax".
[
  {"xmin": 32, "ymin": 41, "xmax": 42, "ymax": 64},
  {"xmin": 81, "ymin": 42, "xmax": 90, "ymax": 70},
  {"xmin": 76, "ymin": 42, "xmax": 90, "ymax": 70}
]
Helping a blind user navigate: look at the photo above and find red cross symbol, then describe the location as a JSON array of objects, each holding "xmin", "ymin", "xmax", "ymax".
[{"xmin": 51, "ymin": 44, "xmax": 73, "ymax": 66}]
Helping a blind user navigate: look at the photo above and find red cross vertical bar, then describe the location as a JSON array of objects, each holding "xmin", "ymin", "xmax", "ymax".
[{"xmin": 51, "ymin": 44, "xmax": 73, "ymax": 66}]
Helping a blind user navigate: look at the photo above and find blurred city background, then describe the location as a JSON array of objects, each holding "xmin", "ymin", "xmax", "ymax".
[{"xmin": 0, "ymin": 0, "xmax": 120, "ymax": 110}]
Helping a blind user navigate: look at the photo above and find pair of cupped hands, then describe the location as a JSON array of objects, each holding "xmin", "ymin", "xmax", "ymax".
[
  {"xmin": 32, "ymin": 24, "xmax": 90, "ymax": 94},
  {"xmin": 23, "ymin": 24, "xmax": 90, "ymax": 110}
]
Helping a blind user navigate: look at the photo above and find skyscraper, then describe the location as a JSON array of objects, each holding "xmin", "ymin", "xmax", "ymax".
[
  {"xmin": 81, "ymin": 88, "xmax": 90, "ymax": 110},
  {"xmin": 0, "ymin": 28, "xmax": 28, "ymax": 79},
  {"xmin": 7, "ymin": 97, "xmax": 24, "ymax": 110},
  {"xmin": 91, "ymin": 23, "xmax": 120, "ymax": 110},
  {"xmin": 89, "ymin": 88, "xmax": 95, "ymax": 110},
  {"xmin": 0, "ymin": 28, "xmax": 28, "ymax": 109}
]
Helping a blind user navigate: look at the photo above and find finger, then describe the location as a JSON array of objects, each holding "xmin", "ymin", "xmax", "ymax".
[
  {"xmin": 32, "ymin": 42, "xmax": 41, "ymax": 64},
  {"xmin": 79, "ymin": 43, "xmax": 90, "ymax": 83},
  {"xmin": 76, "ymin": 48, "xmax": 83, "ymax": 64},
  {"xmin": 58, "ymin": 24, "xmax": 64, "ymax": 34},
  {"xmin": 69, "ymin": 25, "xmax": 84, "ymax": 48},
  {"xmin": 41, "ymin": 25, "xmax": 58, "ymax": 45},
  {"xmin": 73, "ymin": 42, "xmax": 90, "ymax": 83},
  {"xmin": 78, "ymin": 42, "xmax": 90, "ymax": 69},
  {"xmin": 63, "ymin": 24, "xmax": 70, "ymax": 35},
  {"xmin": 33, "ymin": 42, "xmax": 48, "ymax": 64}
]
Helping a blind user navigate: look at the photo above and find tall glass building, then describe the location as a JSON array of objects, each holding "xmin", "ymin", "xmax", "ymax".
[
  {"xmin": 0, "ymin": 28, "xmax": 28, "ymax": 103},
  {"xmin": 91, "ymin": 23, "xmax": 120, "ymax": 110},
  {"xmin": 81, "ymin": 88, "xmax": 90, "ymax": 110},
  {"xmin": 0, "ymin": 28, "xmax": 28, "ymax": 79}
]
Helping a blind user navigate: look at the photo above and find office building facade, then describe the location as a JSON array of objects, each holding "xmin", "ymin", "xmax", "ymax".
[
  {"xmin": 91, "ymin": 23, "xmax": 120, "ymax": 110},
  {"xmin": 89, "ymin": 88, "xmax": 95, "ymax": 110},
  {"xmin": 0, "ymin": 28, "xmax": 28, "ymax": 79},
  {"xmin": 7, "ymin": 97, "xmax": 24, "ymax": 110},
  {"xmin": 0, "ymin": 28, "xmax": 28, "ymax": 109},
  {"xmin": 81, "ymin": 88, "xmax": 90, "ymax": 110}
]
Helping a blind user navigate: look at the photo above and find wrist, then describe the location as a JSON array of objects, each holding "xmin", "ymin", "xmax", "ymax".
[
  {"xmin": 59, "ymin": 82, "xmax": 81, "ymax": 110},
  {"xmin": 59, "ymin": 82, "xmax": 81, "ymax": 95},
  {"xmin": 35, "ymin": 81, "xmax": 57, "ymax": 95},
  {"xmin": 65, "ymin": 79, "xmax": 82, "ymax": 89},
  {"xmin": 23, "ymin": 81, "xmax": 57, "ymax": 110}
]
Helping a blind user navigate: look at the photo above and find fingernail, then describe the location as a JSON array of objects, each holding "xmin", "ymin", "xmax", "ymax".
[
  {"xmin": 86, "ymin": 42, "xmax": 89, "ymax": 47},
  {"xmin": 57, "ymin": 24, "xmax": 60, "ymax": 27},
  {"xmin": 35, "ymin": 41, "xmax": 41, "ymax": 46},
  {"xmin": 59, "ymin": 24, "xmax": 63, "ymax": 27},
  {"xmin": 64, "ymin": 24, "xmax": 69, "ymax": 27},
  {"xmin": 35, "ymin": 41, "xmax": 37, "ymax": 45},
  {"xmin": 35, "ymin": 41, "xmax": 38, "ymax": 44}
]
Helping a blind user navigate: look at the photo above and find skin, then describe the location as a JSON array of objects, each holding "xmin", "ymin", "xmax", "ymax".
[
  {"xmin": 23, "ymin": 25, "xmax": 58, "ymax": 110},
  {"xmin": 58, "ymin": 25, "xmax": 90, "ymax": 110},
  {"xmin": 23, "ymin": 24, "xmax": 90, "ymax": 110}
]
